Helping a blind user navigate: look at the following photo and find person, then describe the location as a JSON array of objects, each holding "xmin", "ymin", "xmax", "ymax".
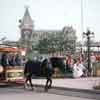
[
  {"xmin": 22, "ymin": 56, "xmax": 27, "ymax": 67},
  {"xmin": 66, "ymin": 55, "xmax": 74, "ymax": 72},
  {"xmin": 43, "ymin": 58, "xmax": 53, "ymax": 92},
  {"xmin": 15, "ymin": 54, "xmax": 21, "ymax": 66},
  {"xmin": 24, "ymin": 59, "xmax": 34, "ymax": 90},
  {"xmin": 90, "ymin": 53, "xmax": 96, "ymax": 76},
  {"xmin": 8, "ymin": 54, "xmax": 16, "ymax": 67},
  {"xmin": 1, "ymin": 53, "xmax": 8, "ymax": 67},
  {"xmin": 1, "ymin": 53, "xmax": 8, "ymax": 80},
  {"xmin": 73, "ymin": 59, "xmax": 86, "ymax": 78}
]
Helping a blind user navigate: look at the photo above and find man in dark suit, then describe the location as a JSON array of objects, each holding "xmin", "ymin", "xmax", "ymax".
[
  {"xmin": 44, "ymin": 58, "xmax": 53, "ymax": 92},
  {"xmin": 24, "ymin": 59, "xmax": 34, "ymax": 90}
]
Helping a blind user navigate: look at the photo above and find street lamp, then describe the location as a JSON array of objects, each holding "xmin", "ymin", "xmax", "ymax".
[
  {"xmin": 83, "ymin": 29, "xmax": 94, "ymax": 76},
  {"xmin": 80, "ymin": 0, "xmax": 84, "ymax": 55},
  {"xmin": 97, "ymin": 45, "xmax": 100, "ymax": 54}
]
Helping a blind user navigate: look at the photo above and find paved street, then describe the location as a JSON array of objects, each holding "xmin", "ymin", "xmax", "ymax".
[
  {"xmin": 0, "ymin": 77, "xmax": 100, "ymax": 100},
  {"xmin": 0, "ymin": 87, "xmax": 97, "ymax": 100},
  {"xmin": 0, "ymin": 93, "xmax": 96, "ymax": 100}
]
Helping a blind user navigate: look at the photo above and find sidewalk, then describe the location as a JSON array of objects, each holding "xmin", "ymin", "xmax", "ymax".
[
  {"xmin": 0, "ymin": 77, "xmax": 100, "ymax": 93},
  {"xmin": 32, "ymin": 77, "xmax": 100, "ymax": 92}
]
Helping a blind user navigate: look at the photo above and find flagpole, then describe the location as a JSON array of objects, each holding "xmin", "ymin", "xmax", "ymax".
[{"xmin": 81, "ymin": 0, "xmax": 84, "ymax": 54}]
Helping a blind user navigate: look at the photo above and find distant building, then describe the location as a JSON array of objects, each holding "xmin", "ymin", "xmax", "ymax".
[{"xmin": 19, "ymin": 7, "xmax": 77, "ymax": 54}]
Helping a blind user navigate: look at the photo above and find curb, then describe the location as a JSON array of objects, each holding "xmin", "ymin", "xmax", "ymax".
[
  {"xmin": 0, "ymin": 81, "xmax": 24, "ymax": 87},
  {"xmin": 33, "ymin": 84, "xmax": 100, "ymax": 94}
]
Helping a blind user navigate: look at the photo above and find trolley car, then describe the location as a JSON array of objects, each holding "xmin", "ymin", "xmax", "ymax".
[{"xmin": 0, "ymin": 47, "xmax": 25, "ymax": 85}]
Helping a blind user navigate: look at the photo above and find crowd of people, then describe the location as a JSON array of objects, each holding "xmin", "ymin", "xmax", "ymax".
[
  {"xmin": 23, "ymin": 52, "xmax": 99, "ymax": 91},
  {"xmin": 65, "ymin": 53, "xmax": 98, "ymax": 78},
  {"xmin": 1, "ymin": 53, "xmax": 22, "ymax": 68},
  {"xmin": 0, "ymin": 52, "xmax": 99, "ymax": 91},
  {"xmin": 0, "ymin": 53, "xmax": 22, "ymax": 80}
]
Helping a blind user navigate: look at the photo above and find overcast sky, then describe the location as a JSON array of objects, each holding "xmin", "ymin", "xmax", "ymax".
[{"xmin": 0, "ymin": 0, "xmax": 100, "ymax": 41}]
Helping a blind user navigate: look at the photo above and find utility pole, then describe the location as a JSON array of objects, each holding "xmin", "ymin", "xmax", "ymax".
[
  {"xmin": 83, "ymin": 30, "xmax": 94, "ymax": 76},
  {"xmin": 81, "ymin": 0, "xmax": 84, "ymax": 55}
]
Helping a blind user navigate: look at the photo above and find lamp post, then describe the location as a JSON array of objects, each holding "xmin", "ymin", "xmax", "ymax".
[
  {"xmin": 97, "ymin": 45, "xmax": 99, "ymax": 54},
  {"xmin": 80, "ymin": 0, "xmax": 84, "ymax": 55},
  {"xmin": 83, "ymin": 30, "xmax": 94, "ymax": 76}
]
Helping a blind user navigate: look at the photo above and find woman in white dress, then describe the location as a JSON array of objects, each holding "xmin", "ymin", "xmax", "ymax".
[{"xmin": 73, "ymin": 60, "xmax": 85, "ymax": 78}]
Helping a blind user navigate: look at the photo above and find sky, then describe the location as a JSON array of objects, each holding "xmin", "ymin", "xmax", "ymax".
[{"xmin": 0, "ymin": 0, "xmax": 100, "ymax": 41}]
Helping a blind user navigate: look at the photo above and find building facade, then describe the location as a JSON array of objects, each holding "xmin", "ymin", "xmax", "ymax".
[{"xmin": 19, "ymin": 7, "xmax": 77, "ymax": 55}]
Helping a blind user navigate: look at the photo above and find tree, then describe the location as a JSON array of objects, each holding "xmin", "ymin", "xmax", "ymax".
[
  {"xmin": 34, "ymin": 26, "xmax": 76, "ymax": 54},
  {"xmin": 36, "ymin": 38, "xmax": 50, "ymax": 53}
]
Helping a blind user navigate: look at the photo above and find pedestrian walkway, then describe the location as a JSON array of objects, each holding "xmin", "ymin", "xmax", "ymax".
[
  {"xmin": 32, "ymin": 77, "xmax": 100, "ymax": 90},
  {"xmin": 0, "ymin": 77, "xmax": 100, "ymax": 91}
]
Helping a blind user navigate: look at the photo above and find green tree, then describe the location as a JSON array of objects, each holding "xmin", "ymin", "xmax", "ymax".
[
  {"xmin": 35, "ymin": 27, "xmax": 76, "ymax": 54},
  {"xmin": 36, "ymin": 38, "xmax": 50, "ymax": 53}
]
